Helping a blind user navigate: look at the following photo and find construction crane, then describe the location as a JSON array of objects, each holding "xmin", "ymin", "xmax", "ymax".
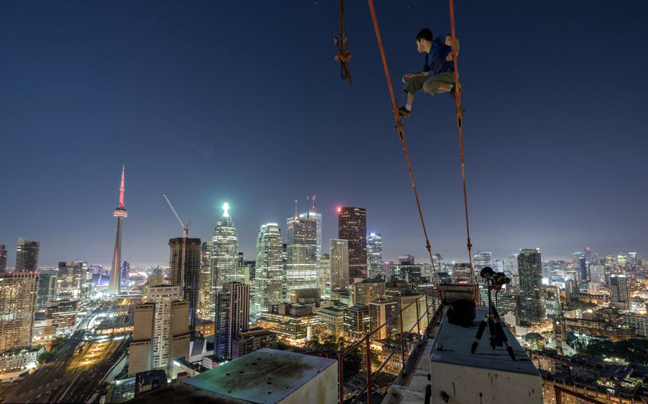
[{"xmin": 163, "ymin": 194, "xmax": 190, "ymax": 238}]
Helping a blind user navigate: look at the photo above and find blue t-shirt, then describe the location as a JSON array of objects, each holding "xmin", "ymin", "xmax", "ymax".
[{"xmin": 423, "ymin": 35, "xmax": 454, "ymax": 76}]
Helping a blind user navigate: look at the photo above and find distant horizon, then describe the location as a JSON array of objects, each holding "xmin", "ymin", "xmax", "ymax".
[{"xmin": 1, "ymin": 236, "xmax": 639, "ymax": 270}]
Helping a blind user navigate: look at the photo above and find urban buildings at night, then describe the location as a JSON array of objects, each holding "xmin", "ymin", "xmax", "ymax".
[
  {"xmin": 367, "ymin": 232, "xmax": 383, "ymax": 278},
  {"xmin": 285, "ymin": 212, "xmax": 318, "ymax": 292},
  {"xmin": 518, "ymin": 248, "xmax": 544, "ymax": 325},
  {"xmin": 1, "ymin": 2, "xmax": 646, "ymax": 403},
  {"xmin": 253, "ymin": 223, "xmax": 283, "ymax": 315},
  {"xmin": 337, "ymin": 206, "xmax": 367, "ymax": 280},
  {"xmin": 214, "ymin": 281, "xmax": 249, "ymax": 360},
  {"xmin": 168, "ymin": 237, "xmax": 201, "ymax": 330},
  {"xmin": 15, "ymin": 238, "xmax": 39, "ymax": 273},
  {"xmin": 210, "ymin": 203, "xmax": 240, "ymax": 292}
]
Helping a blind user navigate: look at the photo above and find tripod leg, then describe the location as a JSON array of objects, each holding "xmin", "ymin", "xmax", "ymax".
[
  {"xmin": 488, "ymin": 317, "xmax": 497, "ymax": 349},
  {"xmin": 471, "ymin": 315, "xmax": 488, "ymax": 354},
  {"xmin": 491, "ymin": 308, "xmax": 516, "ymax": 361}
]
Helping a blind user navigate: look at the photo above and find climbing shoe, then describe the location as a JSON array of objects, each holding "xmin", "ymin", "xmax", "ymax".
[{"xmin": 398, "ymin": 106, "xmax": 411, "ymax": 119}]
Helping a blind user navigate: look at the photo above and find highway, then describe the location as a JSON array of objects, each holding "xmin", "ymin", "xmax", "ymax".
[{"xmin": 4, "ymin": 302, "xmax": 132, "ymax": 403}]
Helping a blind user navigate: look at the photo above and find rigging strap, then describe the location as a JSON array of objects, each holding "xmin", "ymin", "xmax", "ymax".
[{"xmin": 334, "ymin": 0, "xmax": 353, "ymax": 84}]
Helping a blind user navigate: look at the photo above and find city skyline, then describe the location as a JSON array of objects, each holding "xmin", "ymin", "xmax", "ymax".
[
  {"xmin": 1, "ymin": 1, "xmax": 646, "ymax": 267},
  {"xmin": 0, "ymin": 195, "xmax": 643, "ymax": 268}
]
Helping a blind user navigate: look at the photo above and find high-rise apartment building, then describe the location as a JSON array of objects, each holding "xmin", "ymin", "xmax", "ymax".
[
  {"xmin": 211, "ymin": 203, "xmax": 240, "ymax": 293},
  {"xmin": 57, "ymin": 261, "xmax": 91, "ymax": 301},
  {"xmin": 0, "ymin": 245, "xmax": 7, "ymax": 272},
  {"xmin": 368, "ymin": 299, "xmax": 398, "ymax": 339},
  {"xmin": 121, "ymin": 261, "xmax": 131, "ymax": 288},
  {"xmin": 254, "ymin": 224, "xmax": 283, "ymax": 315},
  {"xmin": 589, "ymin": 264, "xmax": 605, "ymax": 284},
  {"xmin": 518, "ymin": 249, "xmax": 544, "ymax": 325},
  {"xmin": 129, "ymin": 285, "xmax": 190, "ymax": 378},
  {"xmin": 37, "ymin": 273, "xmax": 57, "ymax": 306},
  {"xmin": 299, "ymin": 209, "xmax": 322, "ymax": 262},
  {"xmin": 169, "ymin": 237, "xmax": 202, "ymax": 330},
  {"xmin": 15, "ymin": 238, "xmax": 39, "ymax": 273},
  {"xmin": 198, "ymin": 241, "xmax": 213, "ymax": 321},
  {"xmin": 609, "ymin": 274, "xmax": 630, "ymax": 309},
  {"xmin": 473, "ymin": 251, "xmax": 493, "ymax": 274},
  {"xmin": 215, "ymin": 282, "xmax": 250, "ymax": 360},
  {"xmin": 109, "ymin": 165, "xmax": 127, "ymax": 295},
  {"xmin": 337, "ymin": 207, "xmax": 367, "ymax": 280},
  {"xmin": 578, "ymin": 256, "xmax": 588, "ymax": 282},
  {"xmin": 317, "ymin": 253, "xmax": 330, "ymax": 298},
  {"xmin": 0, "ymin": 272, "xmax": 38, "ymax": 353},
  {"xmin": 285, "ymin": 214, "xmax": 318, "ymax": 293},
  {"xmin": 353, "ymin": 279, "xmax": 386, "ymax": 305},
  {"xmin": 367, "ymin": 233, "xmax": 383, "ymax": 279},
  {"xmin": 503, "ymin": 254, "xmax": 518, "ymax": 276},
  {"xmin": 330, "ymin": 239, "xmax": 349, "ymax": 290}
]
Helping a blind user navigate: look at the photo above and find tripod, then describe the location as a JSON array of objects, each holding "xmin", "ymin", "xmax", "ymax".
[{"xmin": 470, "ymin": 280, "xmax": 516, "ymax": 361}]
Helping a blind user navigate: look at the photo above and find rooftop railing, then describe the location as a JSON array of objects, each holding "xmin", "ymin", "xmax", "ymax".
[{"xmin": 337, "ymin": 293, "xmax": 440, "ymax": 404}]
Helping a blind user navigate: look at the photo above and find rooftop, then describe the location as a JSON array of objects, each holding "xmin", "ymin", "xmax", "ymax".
[
  {"xmin": 183, "ymin": 348, "xmax": 336, "ymax": 403},
  {"xmin": 431, "ymin": 307, "xmax": 539, "ymax": 376}
]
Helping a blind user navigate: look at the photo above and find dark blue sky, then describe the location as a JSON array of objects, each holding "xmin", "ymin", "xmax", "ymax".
[{"xmin": 1, "ymin": 1, "xmax": 646, "ymax": 267}]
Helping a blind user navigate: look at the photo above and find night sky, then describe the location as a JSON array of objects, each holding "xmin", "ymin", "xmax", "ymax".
[{"xmin": 1, "ymin": 1, "xmax": 646, "ymax": 267}]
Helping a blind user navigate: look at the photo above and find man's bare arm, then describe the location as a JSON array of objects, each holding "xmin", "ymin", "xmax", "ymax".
[
  {"xmin": 402, "ymin": 71, "xmax": 429, "ymax": 83},
  {"xmin": 444, "ymin": 35, "xmax": 460, "ymax": 60}
]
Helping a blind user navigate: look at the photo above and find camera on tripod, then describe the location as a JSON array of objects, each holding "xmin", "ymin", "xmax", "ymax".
[
  {"xmin": 480, "ymin": 267, "xmax": 510, "ymax": 290},
  {"xmin": 470, "ymin": 267, "xmax": 516, "ymax": 360}
]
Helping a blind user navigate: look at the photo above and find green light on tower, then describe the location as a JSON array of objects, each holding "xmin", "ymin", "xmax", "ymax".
[{"xmin": 222, "ymin": 202, "xmax": 230, "ymax": 217}]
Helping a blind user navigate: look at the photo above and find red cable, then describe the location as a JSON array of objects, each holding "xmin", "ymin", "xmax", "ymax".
[
  {"xmin": 448, "ymin": 0, "xmax": 479, "ymax": 302},
  {"xmin": 366, "ymin": 0, "xmax": 437, "ymax": 281}
]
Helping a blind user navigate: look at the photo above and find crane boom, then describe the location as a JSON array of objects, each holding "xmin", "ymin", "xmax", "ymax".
[{"xmin": 163, "ymin": 194, "xmax": 189, "ymax": 237}]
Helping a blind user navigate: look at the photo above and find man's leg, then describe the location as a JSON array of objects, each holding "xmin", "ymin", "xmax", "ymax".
[
  {"xmin": 400, "ymin": 76, "xmax": 428, "ymax": 118},
  {"xmin": 422, "ymin": 72, "xmax": 456, "ymax": 96}
]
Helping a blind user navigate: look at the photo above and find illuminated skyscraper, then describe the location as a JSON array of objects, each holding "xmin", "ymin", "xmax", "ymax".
[
  {"xmin": 473, "ymin": 251, "xmax": 493, "ymax": 274},
  {"xmin": 121, "ymin": 261, "xmax": 130, "ymax": 288},
  {"xmin": 317, "ymin": 253, "xmax": 330, "ymax": 298},
  {"xmin": 285, "ymin": 214, "xmax": 318, "ymax": 293},
  {"xmin": 337, "ymin": 206, "xmax": 367, "ymax": 280},
  {"xmin": 299, "ymin": 197, "xmax": 322, "ymax": 261},
  {"xmin": 211, "ymin": 203, "xmax": 240, "ymax": 292},
  {"xmin": 0, "ymin": 245, "xmax": 7, "ymax": 272},
  {"xmin": 57, "ymin": 261, "xmax": 91, "ymax": 301},
  {"xmin": 330, "ymin": 239, "xmax": 349, "ymax": 290},
  {"xmin": 503, "ymin": 254, "xmax": 518, "ymax": 276},
  {"xmin": 0, "ymin": 272, "xmax": 38, "ymax": 353},
  {"xmin": 215, "ymin": 282, "xmax": 250, "ymax": 360},
  {"xmin": 198, "ymin": 241, "xmax": 213, "ymax": 321},
  {"xmin": 254, "ymin": 224, "xmax": 283, "ymax": 315},
  {"xmin": 473, "ymin": 251, "xmax": 493, "ymax": 303},
  {"xmin": 609, "ymin": 274, "xmax": 630, "ymax": 309},
  {"xmin": 367, "ymin": 233, "xmax": 383, "ymax": 278},
  {"xmin": 589, "ymin": 264, "xmax": 605, "ymax": 284},
  {"xmin": 129, "ymin": 285, "xmax": 190, "ymax": 378},
  {"xmin": 15, "ymin": 238, "xmax": 39, "ymax": 273},
  {"xmin": 109, "ymin": 165, "xmax": 127, "ymax": 295},
  {"xmin": 517, "ymin": 248, "xmax": 544, "ymax": 325},
  {"xmin": 169, "ymin": 237, "xmax": 202, "ymax": 330}
]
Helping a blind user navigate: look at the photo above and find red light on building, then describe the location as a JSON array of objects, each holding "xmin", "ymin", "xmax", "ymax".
[{"xmin": 337, "ymin": 207, "xmax": 342, "ymax": 213}]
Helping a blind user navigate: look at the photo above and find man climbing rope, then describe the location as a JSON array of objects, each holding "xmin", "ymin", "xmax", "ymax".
[{"xmin": 398, "ymin": 28, "xmax": 459, "ymax": 118}]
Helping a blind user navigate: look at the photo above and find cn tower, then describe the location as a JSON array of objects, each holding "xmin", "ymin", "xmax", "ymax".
[{"xmin": 109, "ymin": 165, "xmax": 128, "ymax": 295}]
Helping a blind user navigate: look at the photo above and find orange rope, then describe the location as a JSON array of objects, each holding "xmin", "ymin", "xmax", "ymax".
[
  {"xmin": 448, "ymin": 0, "xmax": 479, "ymax": 302},
  {"xmin": 366, "ymin": 0, "xmax": 437, "ymax": 282}
]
